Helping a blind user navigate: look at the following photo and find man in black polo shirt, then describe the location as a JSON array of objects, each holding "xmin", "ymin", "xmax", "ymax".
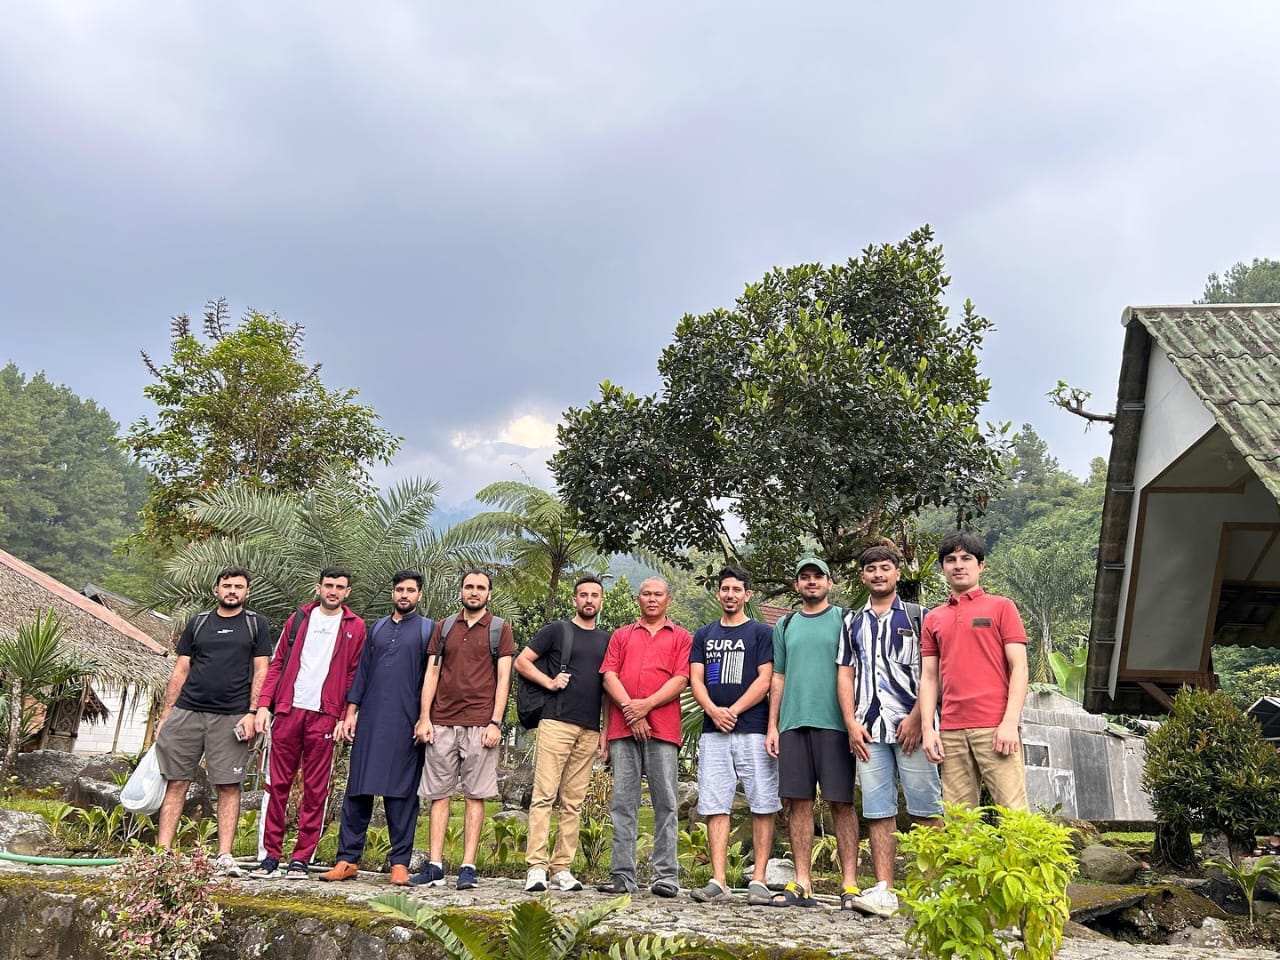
[
  {"xmin": 155, "ymin": 566, "xmax": 271, "ymax": 875},
  {"xmin": 514, "ymin": 575, "xmax": 611, "ymax": 893}
]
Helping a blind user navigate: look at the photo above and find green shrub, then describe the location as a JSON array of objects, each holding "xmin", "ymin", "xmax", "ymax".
[
  {"xmin": 897, "ymin": 802, "xmax": 1076, "ymax": 960},
  {"xmin": 95, "ymin": 847, "xmax": 223, "ymax": 960},
  {"xmin": 1142, "ymin": 687, "xmax": 1280, "ymax": 851}
]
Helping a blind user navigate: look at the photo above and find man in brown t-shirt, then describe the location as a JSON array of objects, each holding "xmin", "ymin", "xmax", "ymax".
[{"xmin": 411, "ymin": 568, "xmax": 515, "ymax": 890}]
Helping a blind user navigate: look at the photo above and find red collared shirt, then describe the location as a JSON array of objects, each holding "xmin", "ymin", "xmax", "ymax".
[{"xmin": 600, "ymin": 619, "xmax": 692, "ymax": 745}]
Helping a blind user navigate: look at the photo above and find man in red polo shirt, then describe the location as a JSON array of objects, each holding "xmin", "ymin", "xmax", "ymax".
[
  {"xmin": 919, "ymin": 531, "xmax": 1029, "ymax": 810},
  {"xmin": 596, "ymin": 577, "xmax": 692, "ymax": 897}
]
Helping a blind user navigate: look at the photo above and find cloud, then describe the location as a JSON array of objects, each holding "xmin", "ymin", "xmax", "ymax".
[{"xmin": 374, "ymin": 410, "xmax": 562, "ymax": 505}]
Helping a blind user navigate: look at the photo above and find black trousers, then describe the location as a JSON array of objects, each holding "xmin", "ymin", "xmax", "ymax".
[{"xmin": 336, "ymin": 793, "xmax": 419, "ymax": 866}]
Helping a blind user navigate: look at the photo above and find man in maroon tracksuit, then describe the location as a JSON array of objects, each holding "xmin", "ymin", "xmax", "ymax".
[{"xmin": 251, "ymin": 568, "xmax": 367, "ymax": 877}]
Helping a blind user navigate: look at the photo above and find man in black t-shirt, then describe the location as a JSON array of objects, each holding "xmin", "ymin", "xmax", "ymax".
[
  {"xmin": 514, "ymin": 575, "xmax": 611, "ymax": 893},
  {"xmin": 154, "ymin": 566, "xmax": 271, "ymax": 874}
]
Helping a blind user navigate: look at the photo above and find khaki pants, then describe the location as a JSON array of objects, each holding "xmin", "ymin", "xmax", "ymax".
[
  {"xmin": 939, "ymin": 727, "xmax": 1028, "ymax": 810},
  {"xmin": 525, "ymin": 718, "xmax": 600, "ymax": 874}
]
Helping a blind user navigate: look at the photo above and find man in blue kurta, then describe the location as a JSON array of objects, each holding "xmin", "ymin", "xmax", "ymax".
[{"xmin": 319, "ymin": 570, "xmax": 435, "ymax": 885}]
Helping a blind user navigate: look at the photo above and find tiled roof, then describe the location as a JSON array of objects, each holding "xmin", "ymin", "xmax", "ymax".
[{"xmin": 1125, "ymin": 305, "xmax": 1280, "ymax": 500}]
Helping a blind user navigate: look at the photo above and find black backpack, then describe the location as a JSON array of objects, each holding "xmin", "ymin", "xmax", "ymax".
[{"xmin": 516, "ymin": 621, "xmax": 574, "ymax": 730}]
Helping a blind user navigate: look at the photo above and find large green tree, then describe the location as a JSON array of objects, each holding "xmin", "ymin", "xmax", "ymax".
[
  {"xmin": 552, "ymin": 227, "xmax": 1011, "ymax": 595},
  {"xmin": 123, "ymin": 300, "xmax": 400, "ymax": 548},
  {"xmin": 1199, "ymin": 257, "xmax": 1280, "ymax": 304},
  {"xmin": 0, "ymin": 364, "xmax": 149, "ymax": 588},
  {"xmin": 144, "ymin": 465, "xmax": 502, "ymax": 629}
]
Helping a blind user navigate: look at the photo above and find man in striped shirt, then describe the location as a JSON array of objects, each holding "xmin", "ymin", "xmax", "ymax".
[{"xmin": 837, "ymin": 541, "xmax": 942, "ymax": 917}]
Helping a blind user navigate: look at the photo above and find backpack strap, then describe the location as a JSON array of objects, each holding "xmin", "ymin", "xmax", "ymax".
[
  {"xmin": 904, "ymin": 601, "xmax": 925, "ymax": 640},
  {"xmin": 488, "ymin": 616, "xmax": 506, "ymax": 659},
  {"xmin": 369, "ymin": 615, "xmax": 392, "ymax": 643},
  {"xmin": 267, "ymin": 606, "xmax": 309, "ymax": 709},
  {"xmin": 434, "ymin": 613, "xmax": 460, "ymax": 664}
]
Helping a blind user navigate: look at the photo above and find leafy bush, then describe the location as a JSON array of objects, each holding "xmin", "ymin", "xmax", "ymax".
[
  {"xmin": 897, "ymin": 802, "xmax": 1076, "ymax": 960},
  {"xmin": 1142, "ymin": 688, "xmax": 1280, "ymax": 850},
  {"xmin": 95, "ymin": 847, "xmax": 223, "ymax": 960}
]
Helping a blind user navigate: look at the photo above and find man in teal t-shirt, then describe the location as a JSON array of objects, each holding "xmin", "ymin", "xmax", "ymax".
[{"xmin": 765, "ymin": 557, "xmax": 860, "ymax": 908}]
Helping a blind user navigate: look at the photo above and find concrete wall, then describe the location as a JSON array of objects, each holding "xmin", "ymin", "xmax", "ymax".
[
  {"xmin": 72, "ymin": 683, "xmax": 150, "ymax": 756},
  {"xmin": 1022, "ymin": 689, "xmax": 1153, "ymax": 821}
]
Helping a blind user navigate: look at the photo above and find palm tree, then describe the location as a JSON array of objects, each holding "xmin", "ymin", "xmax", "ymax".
[
  {"xmin": 368, "ymin": 892, "xmax": 734, "ymax": 960},
  {"xmin": 460, "ymin": 481, "xmax": 609, "ymax": 624},
  {"xmin": 0, "ymin": 611, "xmax": 100, "ymax": 782},
  {"xmin": 143, "ymin": 464, "xmax": 506, "ymax": 627}
]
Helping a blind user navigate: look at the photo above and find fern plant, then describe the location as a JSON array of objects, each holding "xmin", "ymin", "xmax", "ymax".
[{"xmin": 368, "ymin": 892, "xmax": 735, "ymax": 960}]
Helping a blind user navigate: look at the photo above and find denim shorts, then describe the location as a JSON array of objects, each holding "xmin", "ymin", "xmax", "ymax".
[
  {"xmin": 696, "ymin": 732, "xmax": 781, "ymax": 815},
  {"xmin": 856, "ymin": 741, "xmax": 943, "ymax": 819}
]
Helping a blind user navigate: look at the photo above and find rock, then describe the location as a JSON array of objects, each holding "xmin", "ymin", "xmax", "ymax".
[
  {"xmin": 1055, "ymin": 817, "xmax": 1102, "ymax": 853},
  {"xmin": 761, "ymin": 857, "xmax": 795, "ymax": 887},
  {"xmin": 1184, "ymin": 915, "xmax": 1232, "ymax": 949},
  {"xmin": 407, "ymin": 849, "xmax": 430, "ymax": 873},
  {"xmin": 676, "ymin": 781, "xmax": 698, "ymax": 821},
  {"xmin": 0, "ymin": 809, "xmax": 54, "ymax": 856},
  {"xmin": 76, "ymin": 754, "xmax": 133, "ymax": 784},
  {"xmin": 67, "ymin": 778, "xmax": 121, "ymax": 811},
  {"xmin": 13, "ymin": 751, "xmax": 88, "ymax": 793},
  {"xmin": 498, "ymin": 764, "xmax": 534, "ymax": 809},
  {"xmin": 1078, "ymin": 844, "xmax": 1140, "ymax": 884},
  {"xmin": 492, "ymin": 809, "xmax": 528, "ymax": 824}
]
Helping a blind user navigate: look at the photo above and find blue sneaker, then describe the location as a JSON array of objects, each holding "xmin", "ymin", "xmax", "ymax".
[
  {"xmin": 408, "ymin": 862, "xmax": 444, "ymax": 887},
  {"xmin": 456, "ymin": 864, "xmax": 478, "ymax": 890}
]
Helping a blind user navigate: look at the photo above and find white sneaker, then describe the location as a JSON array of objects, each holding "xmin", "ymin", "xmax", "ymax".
[
  {"xmin": 524, "ymin": 867, "xmax": 548, "ymax": 892},
  {"xmin": 849, "ymin": 881, "xmax": 898, "ymax": 918},
  {"xmin": 215, "ymin": 853, "xmax": 244, "ymax": 878},
  {"xmin": 551, "ymin": 870, "xmax": 583, "ymax": 892}
]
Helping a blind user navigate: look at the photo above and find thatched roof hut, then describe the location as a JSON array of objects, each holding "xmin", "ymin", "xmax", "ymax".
[{"xmin": 0, "ymin": 547, "xmax": 171, "ymax": 748}]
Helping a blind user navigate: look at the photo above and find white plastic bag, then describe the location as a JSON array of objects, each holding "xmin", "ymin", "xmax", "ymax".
[{"xmin": 120, "ymin": 745, "xmax": 165, "ymax": 815}]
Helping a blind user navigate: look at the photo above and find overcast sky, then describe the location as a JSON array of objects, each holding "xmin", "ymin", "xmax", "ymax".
[{"xmin": 3, "ymin": 3, "xmax": 1278, "ymax": 510}]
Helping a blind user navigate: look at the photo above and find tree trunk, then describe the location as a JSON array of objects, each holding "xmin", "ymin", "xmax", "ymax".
[
  {"xmin": 1152, "ymin": 819, "xmax": 1195, "ymax": 870},
  {"xmin": 543, "ymin": 566, "xmax": 563, "ymax": 626},
  {"xmin": 1, "ymin": 678, "xmax": 22, "ymax": 784}
]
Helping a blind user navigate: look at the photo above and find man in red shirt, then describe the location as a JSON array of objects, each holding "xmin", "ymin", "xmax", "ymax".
[
  {"xmin": 596, "ymin": 577, "xmax": 691, "ymax": 897},
  {"xmin": 919, "ymin": 531, "xmax": 1029, "ymax": 809}
]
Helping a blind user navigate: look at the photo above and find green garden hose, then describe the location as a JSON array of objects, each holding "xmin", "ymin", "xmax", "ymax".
[{"xmin": 0, "ymin": 850, "xmax": 122, "ymax": 866}]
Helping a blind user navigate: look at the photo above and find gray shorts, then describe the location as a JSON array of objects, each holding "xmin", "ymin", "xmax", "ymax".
[
  {"xmin": 696, "ymin": 732, "xmax": 781, "ymax": 815},
  {"xmin": 419, "ymin": 725, "xmax": 500, "ymax": 801},
  {"xmin": 155, "ymin": 708, "xmax": 249, "ymax": 785}
]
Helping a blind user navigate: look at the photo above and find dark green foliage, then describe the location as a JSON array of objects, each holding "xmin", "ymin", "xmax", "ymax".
[
  {"xmin": 123, "ymin": 299, "xmax": 399, "ymax": 547},
  {"xmin": 0, "ymin": 363, "xmax": 148, "ymax": 587},
  {"xmin": 1199, "ymin": 258, "xmax": 1280, "ymax": 304},
  {"xmin": 552, "ymin": 227, "xmax": 1011, "ymax": 596},
  {"xmin": 1221, "ymin": 663, "xmax": 1280, "ymax": 712},
  {"xmin": 1142, "ymin": 688, "xmax": 1280, "ymax": 860}
]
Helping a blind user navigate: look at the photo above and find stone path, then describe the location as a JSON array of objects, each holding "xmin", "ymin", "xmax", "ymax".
[
  {"xmin": 3, "ymin": 859, "xmax": 1276, "ymax": 959},
  {"xmin": 234, "ymin": 869, "xmax": 1275, "ymax": 960}
]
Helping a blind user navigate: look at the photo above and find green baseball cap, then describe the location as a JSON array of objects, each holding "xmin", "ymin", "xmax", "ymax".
[{"xmin": 794, "ymin": 556, "xmax": 831, "ymax": 578}]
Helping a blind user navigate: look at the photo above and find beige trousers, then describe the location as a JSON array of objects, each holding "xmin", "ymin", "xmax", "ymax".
[
  {"xmin": 525, "ymin": 718, "xmax": 600, "ymax": 873},
  {"xmin": 939, "ymin": 727, "xmax": 1029, "ymax": 811}
]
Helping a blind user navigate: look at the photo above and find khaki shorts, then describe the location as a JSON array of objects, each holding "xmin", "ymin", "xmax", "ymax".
[
  {"xmin": 420, "ymin": 725, "xmax": 500, "ymax": 801},
  {"xmin": 939, "ymin": 727, "xmax": 1028, "ymax": 810},
  {"xmin": 155, "ymin": 708, "xmax": 249, "ymax": 785}
]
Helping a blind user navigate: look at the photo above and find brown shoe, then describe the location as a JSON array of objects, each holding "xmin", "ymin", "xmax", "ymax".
[
  {"xmin": 318, "ymin": 861, "xmax": 358, "ymax": 882},
  {"xmin": 389, "ymin": 864, "xmax": 409, "ymax": 886}
]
